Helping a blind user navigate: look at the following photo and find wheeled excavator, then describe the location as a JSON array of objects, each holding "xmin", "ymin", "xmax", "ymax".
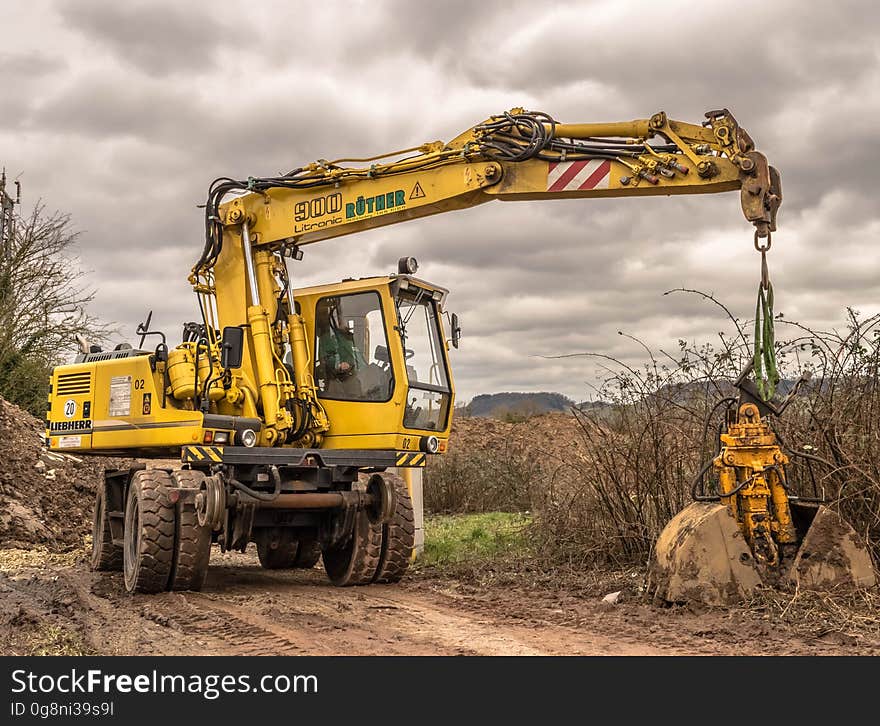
[{"xmin": 46, "ymin": 108, "xmax": 875, "ymax": 601}]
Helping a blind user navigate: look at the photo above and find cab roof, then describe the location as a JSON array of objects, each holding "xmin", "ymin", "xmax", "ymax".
[{"xmin": 293, "ymin": 274, "xmax": 449, "ymax": 306}]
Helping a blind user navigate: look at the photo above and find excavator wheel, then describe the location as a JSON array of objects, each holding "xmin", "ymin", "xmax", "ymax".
[
  {"xmin": 255, "ymin": 529, "xmax": 301, "ymax": 570},
  {"xmin": 168, "ymin": 470, "xmax": 212, "ymax": 591},
  {"xmin": 648, "ymin": 501, "xmax": 877, "ymax": 606},
  {"xmin": 373, "ymin": 472, "xmax": 415, "ymax": 584},
  {"xmin": 123, "ymin": 469, "xmax": 176, "ymax": 594},
  {"xmin": 90, "ymin": 485, "xmax": 122, "ymax": 572},
  {"xmin": 322, "ymin": 510, "xmax": 382, "ymax": 586}
]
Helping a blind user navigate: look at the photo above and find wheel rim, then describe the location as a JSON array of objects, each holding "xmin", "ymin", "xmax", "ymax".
[
  {"xmin": 91, "ymin": 492, "xmax": 103, "ymax": 562},
  {"xmin": 124, "ymin": 491, "xmax": 140, "ymax": 581},
  {"xmin": 323, "ymin": 538, "xmax": 356, "ymax": 581}
]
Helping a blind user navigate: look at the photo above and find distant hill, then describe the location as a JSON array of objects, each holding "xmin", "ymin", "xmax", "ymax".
[
  {"xmin": 460, "ymin": 392, "xmax": 577, "ymax": 420},
  {"xmin": 459, "ymin": 376, "xmax": 803, "ymax": 422}
]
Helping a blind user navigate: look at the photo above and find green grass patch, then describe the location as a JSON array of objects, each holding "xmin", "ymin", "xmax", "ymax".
[{"xmin": 421, "ymin": 512, "xmax": 531, "ymax": 568}]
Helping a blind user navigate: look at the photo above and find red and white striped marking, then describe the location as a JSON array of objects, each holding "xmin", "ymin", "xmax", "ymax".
[{"xmin": 547, "ymin": 159, "xmax": 611, "ymax": 192}]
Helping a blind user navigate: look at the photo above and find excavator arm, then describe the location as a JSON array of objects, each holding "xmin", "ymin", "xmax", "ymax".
[{"xmin": 197, "ymin": 107, "xmax": 780, "ymax": 265}]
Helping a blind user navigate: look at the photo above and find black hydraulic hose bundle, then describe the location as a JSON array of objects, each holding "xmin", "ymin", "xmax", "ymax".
[
  {"xmin": 691, "ymin": 396, "xmax": 737, "ymax": 501},
  {"xmin": 475, "ymin": 110, "xmax": 557, "ymax": 161},
  {"xmin": 474, "ymin": 110, "xmax": 679, "ymax": 163}
]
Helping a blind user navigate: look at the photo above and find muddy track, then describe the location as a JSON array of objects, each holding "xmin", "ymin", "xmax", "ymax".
[
  {"xmin": 2, "ymin": 549, "xmax": 879, "ymax": 656},
  {"xmin": 141, "ymin": 593, "xmax": 307, "ymax": 656}
]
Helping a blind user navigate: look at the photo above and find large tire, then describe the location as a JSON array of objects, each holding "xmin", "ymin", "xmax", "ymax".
[
  {"xmin": 168, "ymin": 470, "xmax": 212, "ymax": 591},
  {"xmin": 322, "ymin": 510, "xmax": 382, "ymax": 586},
  {"xmin": 256, "ymin": 529, "xmax": 300, "ymax": 570},
  {"xmin": 373, "ymin": 473, "xmax": 415, "ymax": 583},
  {"xmin": 293, "ymin": 538, "xmax": 322, "ymax": 569},
  {"xmin": 90, "ymin": 485, "xmax": 122, "ymax": 572},
  {"xmin": 123, "ymin": 469, "xmax": 175, "ymax": 594}
]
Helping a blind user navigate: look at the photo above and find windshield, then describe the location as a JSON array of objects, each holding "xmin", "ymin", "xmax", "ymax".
[
  {"xmin": 396, "ymin": 290, "xmax": 451, "ymax": 431},
  {"xmin": 396, "ymin": 294, "xmax": 450, "ymax": 391}
]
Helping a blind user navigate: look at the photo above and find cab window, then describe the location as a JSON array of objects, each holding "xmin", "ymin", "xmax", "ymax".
[
  {"xmin": 314, "ymin": 292, "xmax": 394, "ymax": 402},
  {"xmin": 395, "ymin": 292, "xmax": 451, "ymax": 431}
]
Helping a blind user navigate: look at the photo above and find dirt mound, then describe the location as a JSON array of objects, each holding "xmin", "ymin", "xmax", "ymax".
[
  {"xmin": 448, "ymin": 412, "xmax": 584, "ymax": 462},
  {"xmin": 424, "ymin": 413, "xmax": 588, "ymax": 513},
  {"xmin": 0, "ymin": 397, "xmax": 133, "ymax": 551}
]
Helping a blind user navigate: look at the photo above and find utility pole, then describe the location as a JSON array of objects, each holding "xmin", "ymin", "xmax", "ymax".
[{"xmin": 1, "ymin": 169, "xmax": 21, "ymax": 260}]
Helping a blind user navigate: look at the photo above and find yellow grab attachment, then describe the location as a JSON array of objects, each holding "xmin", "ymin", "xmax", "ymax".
[
  {"xmin": 648, "ymin": 398, "xmax": 876, "ymax": 606},
  {"xmin": 648, "ymin": 501, "xmax": 876, "ymax": 606}
]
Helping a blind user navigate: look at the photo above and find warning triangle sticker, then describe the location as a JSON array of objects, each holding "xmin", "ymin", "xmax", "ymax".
[{"xmin": 409, "ymin": 181, "xmax": 426, "ymax": 200}]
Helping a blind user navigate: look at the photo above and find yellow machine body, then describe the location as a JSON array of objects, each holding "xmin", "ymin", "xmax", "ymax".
[
  {"xmin": 47, "ymin": 352, "xmax": 204, "ymax": 454},
  {"xmin": 47, "ymin": 274, "xmax": 453, "ymax": 460},
  {"xmin": 293, "ymin": 276, "xmax": 453, "ymax": 453},
  {"xmin": 648, "ymin": 403, "xmax": 876, "ymax": 605}
]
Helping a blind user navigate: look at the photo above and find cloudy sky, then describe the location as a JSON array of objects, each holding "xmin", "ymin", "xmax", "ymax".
[{"xmin": 2, "ymin": 0, "xmax": 879, "ymax": 404}]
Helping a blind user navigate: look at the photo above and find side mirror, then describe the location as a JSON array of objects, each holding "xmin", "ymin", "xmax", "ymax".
[
  {"xmin": 450, "ymin": 313, "xmax": 461, "ymax": 349},
  {"xmin": 220, "ymin": 326, "xmax": 244, "ymax": 369}
]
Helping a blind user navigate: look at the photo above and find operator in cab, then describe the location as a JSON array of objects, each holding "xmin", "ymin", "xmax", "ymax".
[{"xmin": 315, "ymin": 300, "xmax": 367, "ymax": 398}]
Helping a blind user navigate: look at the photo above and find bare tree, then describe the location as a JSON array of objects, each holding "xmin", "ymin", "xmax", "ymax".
[{"xmin": 0, "ymin": 202, "xmax": 109, "ymax": 415}]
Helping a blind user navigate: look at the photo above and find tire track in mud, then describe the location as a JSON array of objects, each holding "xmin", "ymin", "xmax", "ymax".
[
  {"xmin": 155, "ymin": 562, "xmax": 696, "ymax": 655},
  {"xmin": 198, "ymin": 562, "xmax": 477, "ymax": 655},
  {"xmin": 178, "ymin": 587, "xmax": 473, "ymax": 656},
  {"xmin": 139, "ymin": 592, "xmax": 310, "ymax": 656},
  {"xmin": 130, "ymin": 562, "xmax": 521, "ymax": 655},
  {"xmin": 193, "ymin": 564, "xmax": 578, "ymax": 655},
  {"xmin": 287, "ymin": 586, "xmax": 552, "ymax": 655}
]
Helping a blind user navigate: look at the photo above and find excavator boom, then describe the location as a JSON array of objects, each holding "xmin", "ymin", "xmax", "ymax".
[{"xmin": 200, "ymin": 108, "xmax": 780, "ymax": 264}]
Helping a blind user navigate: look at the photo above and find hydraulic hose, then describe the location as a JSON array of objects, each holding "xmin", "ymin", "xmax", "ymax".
[{"xmin": 229, "ymin": 466, "xmax": 282, "ymax": 502}]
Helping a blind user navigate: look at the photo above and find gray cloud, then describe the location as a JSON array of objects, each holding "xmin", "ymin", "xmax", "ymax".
[
  {"xmin": 2, "ymin": 0, "xmax": 879, "ymax": 404},
  {"xmin": 0, "ymin": 52, "xmax": 65, "ymax": 131},
  {"xmin": 0, "ymin": 51, "xmax": 65, "ymax": 80},
  {"xmin": 56, "ymin": 0, "xmax": 237, "ymax": 77}
]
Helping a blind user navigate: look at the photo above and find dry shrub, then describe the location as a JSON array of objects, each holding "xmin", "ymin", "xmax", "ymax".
[
  {"xmin": 530, "ymin": 329, "xmax": 743, "ymax": 568},
  {"xmin": 433, "ymin": 292, "xmax": 880, "ymax": 571},
  {"xmin": 535, "ymin": 305, "xmax": 880, "ymax": 568},
  {"xmin": 772, "ymin": 309, "xmax": 880, "ymax": 561},
  {"xmin": 424, "ymin": 411, "xmax": 587, "ymax": 515},
  {"xmin": 425, "ymin": 437, "xmax": 541, "ymax": 513}
]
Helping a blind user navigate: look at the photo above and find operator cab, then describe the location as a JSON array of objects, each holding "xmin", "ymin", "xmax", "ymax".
[{"xmin": 294, "ymin": 261, "xmax": 455, "ymax": 453}]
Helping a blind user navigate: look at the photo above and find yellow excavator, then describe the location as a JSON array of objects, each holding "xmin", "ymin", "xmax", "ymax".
[{"xmin": 46, "ymin": 107, "xmax": 875, "ymax": 599}]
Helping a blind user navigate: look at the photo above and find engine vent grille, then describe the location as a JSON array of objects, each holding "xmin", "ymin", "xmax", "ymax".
[
  {"xmin": 80, "ymin": 349, "xmax": 149, "ymax": 363},
  {"xmin": 56, "ymin": 372, "xmax": 92, "ymax": 396}
]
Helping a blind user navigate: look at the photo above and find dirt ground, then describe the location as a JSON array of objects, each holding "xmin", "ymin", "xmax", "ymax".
[
  {"xmin": 3, "ymin": 396, "xmax": 879, "ymax": 656},
  {"xmin": 2, "ymin": 547, "xmax": 879, "ymax": 656}
]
